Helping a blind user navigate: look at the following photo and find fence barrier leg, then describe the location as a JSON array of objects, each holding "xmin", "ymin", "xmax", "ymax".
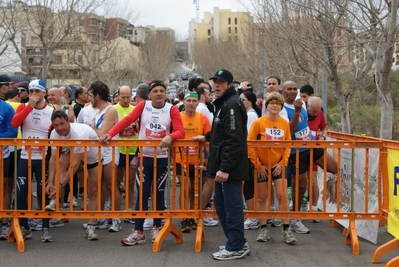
[
  {"xmin": 8, "ymin": 218, "xmax": 25, "ymax": 252},
  {"xmin": 195, "ymin": 218, "xmax": 206, "ymax": 252},
  {"xmin": 345, "ymin": 220, "xmax": 359, "ymax": 255},
  {"xmin": 152, "ymin": 218, "xmax": 182, "ymax": 253},
  {"xmin": 371, "ymin": 238, "xmax": 399, "ymax": 265}
]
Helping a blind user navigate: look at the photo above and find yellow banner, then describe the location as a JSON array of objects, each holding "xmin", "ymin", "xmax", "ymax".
[{"xmin": 387, "ymin": 149, "xmax": 399, "ymax": 239}]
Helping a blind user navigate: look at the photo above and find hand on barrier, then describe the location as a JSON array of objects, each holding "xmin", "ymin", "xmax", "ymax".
[
  {"xmin": 159, "ymin": 135, "xmax": 172, "ymax": 148},
  {"xmin": 99, "ymin": 134, "xmax": 111, "ymax": 144},
  {"xmin": 192, "ymin": 135, "xmax": 206, "ymax": 142}
]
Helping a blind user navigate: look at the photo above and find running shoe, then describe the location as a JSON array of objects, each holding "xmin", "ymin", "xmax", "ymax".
[
  {"xmin": 84, "ymin": 225, "xmax": 98, "ymax": 240},
  {"xmin": 82, "ymin": 219, "xmax": 108, "ymax": 229},
  {"xmin": 256, "ymin": 227, "xmax": 271, "ymax": 242},
  {"xmin": 50, "ymin": 218, "xmax": 65, "ymax": 228},
  {"xmin": 212, "ymin": 249, "xmax": 247, "ymax": 260},
  {"xmin": 181, "ymin": 219, "xmax": 191, "ymax": 233},
  {"xmin": 290, "ymin": 220, "xmax": 310, "ymax": 234},
  {"xmin": 0, "ymin": 225, "xmax": 9, "ymax": 240},
  {"xmin": 67, "ymin": 196, "xmax": 79, "ymax": 207},
  {"xmin": 244, "ymin": 218, "xmax": 260, "ymax": 230},
  {"xmin": 22, "ymin": 228, "xmax": 32, "ymax": 240},
  {"xmin": 41, "ymin": 227, "xmax": 53, "ymax": 243},
  {"xmin": 203, "ymin": 217, "xmax": 218, "ymax": 227},
  {"xmin": 121, "ymin": 230, "xmax": 146, "ymax": 246},
  {"xmin": 28, "ymin": 218, "xmax": 43, "ymax": 231},
  {"xmin": 270, "ymin": 219, "xmax": 283, "ymax": 227},
  {"xmin": 45, "ymin": 199, "xmax": 56, "ymax": 211},
  {"xmin": 124, "ymin": 218, "xmax": 135, "ymax": 224},
  {"xmin": 282, "ymin": 228, "xmax": 297, "ymax": 244},
  {"xmin": 191, "ymin": 219, "xmax": 197, "ymax": 230},
  {"xmin": 219, "ymin": 241, "xmax": 250, "ymax": 256},
  {"xmin": 150, "ymin": 226, "xmax": 160, "ymax": 243},
  {"xmin": 109, "ymin": 218, "xmax": 122, "ymax": 232},
  {"xmin": 143, "ymin": 218, "xmax": 153, "ymax": 230}
]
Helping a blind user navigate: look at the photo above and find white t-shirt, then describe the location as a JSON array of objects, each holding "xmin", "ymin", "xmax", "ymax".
[
  {"xmin": 196, "ymin": 102, "xmax": 213, "ymax": 125},
  {"xmin": 76, "ymin": 105, "xmax": 98, "ymax": 125},
  {"xmin": 246, "ymin": 109, "xmax": 259, "ymax": 133},
  {"xmin": 50, "ymin": 123, "xmax": 98, "ymax": 165},
  {"xmin": 20, "ymin": 104, "xmax": 54, "ymax": 160}
]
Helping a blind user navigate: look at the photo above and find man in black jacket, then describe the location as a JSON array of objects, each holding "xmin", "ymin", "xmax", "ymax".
[{"xmin": 194, "ymin": 69, "xmax": 249, "ymax": 260}]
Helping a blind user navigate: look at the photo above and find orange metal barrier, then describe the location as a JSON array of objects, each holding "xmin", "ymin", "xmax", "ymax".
[{"xmin": 0, "ymin": 136, "xmax": 389, "ymax": 255}]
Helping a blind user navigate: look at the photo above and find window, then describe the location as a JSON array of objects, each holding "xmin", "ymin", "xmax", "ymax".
[
  {"xmin": 78, "ymin": 55, "xmax": 83, "ymax": 64},
  {"xmin": 235, "ymin": 27, "xmax": 237, "ymax": 34},
  {"xmin": 228, "ymin": 27, "xmax": 231, "ymax": 34},
  {"xmin": 235, "ymin": 18, "xmax": 238, "ymax": 24},
  {"xmin": 228, "ymin": 18, "xmax": 231, "ymax": 24},
  {"xmin": 207, "ymin": 29, "xmax": 211, "ymax": 35}
]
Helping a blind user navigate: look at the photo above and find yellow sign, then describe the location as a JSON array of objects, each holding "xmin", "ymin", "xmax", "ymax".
[{"xmin": 387, "ymin": 149, "xmax": 399, "ymax": 239}]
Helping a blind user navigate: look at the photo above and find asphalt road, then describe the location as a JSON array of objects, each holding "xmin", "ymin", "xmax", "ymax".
[{"xmin": 0, "ymin": 214, "xmax": 396, "ymax": 267}]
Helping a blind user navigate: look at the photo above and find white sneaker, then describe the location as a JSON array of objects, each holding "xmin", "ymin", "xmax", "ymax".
[
  {"xmin": 84, "ymin": 225, "xmax": 98, "ymax": 240},
  {"xmin": 244, "ymin": 218, "xmax": 260, "ymax": 230},
  {"xmin": 72, "ymin": 196, "xmax": 78, "ymax": 207},
  {"xmin": 45, "ymin": 199, "xmax": 56, "ymax": 211},
  {"xmin": 104, "ymin": 200, "xmax": 111, "ymax": 211},
  {"xmin": 109, "ymin": 218, "xmax": 122, "ymax": 232},
  {"xmin": 290, "ymin": 220, "xmax": 310, "ymax": 234},
  {"xmin": 203, "ymin": 217, "xmax": 218, "ymax": 227},
  {"xmin": 143, "ymin": 218, "xmax": 153, "ymax": 230},
  {"xmin": 150, "ymin": 226, "xmax": 160, "ymax": 243},
  {"xmin": 82, "ymin": 219, "xmax": 108, "ymax": 229}
]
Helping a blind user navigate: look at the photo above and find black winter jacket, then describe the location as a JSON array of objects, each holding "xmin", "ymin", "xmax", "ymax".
[{"xmin": 205, "ymin": 86, "xmax": 249, "ymax": 181}]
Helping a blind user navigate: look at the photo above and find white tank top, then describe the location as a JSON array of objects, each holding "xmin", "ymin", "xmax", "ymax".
[
  {"xmin": 94, "ymin": 105, "xmax": 114, "ymax": 165},
  {"xmin": 139, "ymin": 101, "xmax": 172, "ymax": 158}
]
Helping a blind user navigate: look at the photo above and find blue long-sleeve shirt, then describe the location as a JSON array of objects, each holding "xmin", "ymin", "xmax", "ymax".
[{"xmin": 0, "ymin": 100, "xmax": 18, "ymax": 158}]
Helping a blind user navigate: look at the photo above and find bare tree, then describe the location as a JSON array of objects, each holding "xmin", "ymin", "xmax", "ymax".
[{"xmin": 140, "ymin": 32, "xmax": 175, "ymax": 81}]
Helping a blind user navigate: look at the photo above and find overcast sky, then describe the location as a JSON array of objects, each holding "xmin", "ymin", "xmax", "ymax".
[{"xmin": 130, "ymin": 0, "xmax": 251, "ymax": 40}]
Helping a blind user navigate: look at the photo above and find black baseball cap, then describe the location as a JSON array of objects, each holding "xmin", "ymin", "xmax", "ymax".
[{"xmin": 210, "ymin": 69, "xmax": 233, "ymax": 84}]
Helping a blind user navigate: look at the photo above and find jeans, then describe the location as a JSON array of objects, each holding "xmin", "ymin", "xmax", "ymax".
[{"xmin": 214, "ymin": 179, "xmax": 246, "ymax": 251}]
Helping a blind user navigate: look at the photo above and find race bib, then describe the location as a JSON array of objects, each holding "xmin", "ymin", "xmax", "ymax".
[
  {"xmin": 119, "ymin": 124, "xmax": 138, "ymax": 137},
  {"xmin": 265, "ymin": 128, "xmax": 284, "ymax": 140},
  {"xmin": 145, "ymin": 122, "xmax": 166, "ymax": 139},
  {"xmin": 26, "ymin": 136, "xmax": 42, "ymax": 152},
  {"xmin": 294, "ymin": 126, "xmax": 311, "ymax": 140}
]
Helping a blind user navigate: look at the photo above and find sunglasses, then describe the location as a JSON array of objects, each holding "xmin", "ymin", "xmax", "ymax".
[
  {"xmin": 240, "ymin": 98, "xmax": 248, "ymax": 102},
  {"xmin": 0, "ymin": 82, "xmax": 12, "ymax": 86},
  {"xmin": 267, "ymin": 100, "xmax": 282, "ymax": 106},
  {"xmin": 18, "ymin": 88, "xmax": 27, "ymax": 92}
]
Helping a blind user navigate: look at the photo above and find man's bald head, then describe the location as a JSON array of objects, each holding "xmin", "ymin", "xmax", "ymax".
[{"xmin": 118, "ymin": 85, "xmax": 132, "ymax": 107}]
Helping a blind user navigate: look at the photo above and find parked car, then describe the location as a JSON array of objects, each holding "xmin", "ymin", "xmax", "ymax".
[{"xmin": 180, "ymin": 72, "xmax": 189, "ymax": 80}]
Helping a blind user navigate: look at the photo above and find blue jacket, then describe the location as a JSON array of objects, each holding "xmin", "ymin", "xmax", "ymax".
[{"xmin": 0, "ymin": 100, "xmax": 18, "ymax": 158}]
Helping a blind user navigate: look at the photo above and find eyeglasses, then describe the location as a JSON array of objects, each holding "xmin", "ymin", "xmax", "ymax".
[
  {"xmin": 240, "ymin": 98, "xmax": 248, "ymax": 102},
  {"xmin": 18, "ymin": 88, "xmax": 27, "ymax": 92},
  {"xmin": 0, "ymin": 82, "xmax": 12, "ymax": 86},
  {"xmin": 267, "ymin": 100, "xmax": 282, "ymax": 106}
]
